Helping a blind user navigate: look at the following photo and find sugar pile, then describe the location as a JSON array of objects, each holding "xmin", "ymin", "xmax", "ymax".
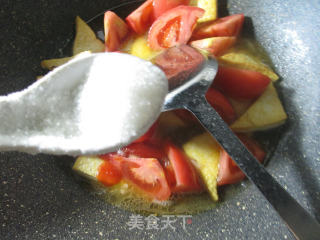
[
  {"xmin": 0, "ymin": 53, "xmax": 168, "ymax": 155},
  {"xmin": 77, "ymin": 53, "xmax": 168, "ymax": 154}
]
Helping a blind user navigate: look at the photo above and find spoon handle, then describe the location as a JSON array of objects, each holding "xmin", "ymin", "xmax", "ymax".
[{"xmin": 186, "ymin": 98, "xmax": 320, "ymax": 240}]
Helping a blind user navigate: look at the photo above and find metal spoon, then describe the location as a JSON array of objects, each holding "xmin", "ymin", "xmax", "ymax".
[{"xmin": 163, "ymin": 56, "xmax": 320, "ymax": 240}]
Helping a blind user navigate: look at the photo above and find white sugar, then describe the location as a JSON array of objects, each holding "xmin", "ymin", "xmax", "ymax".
[
  {"xmin": 77, "ymin": 53, "xmax": 168, "ymax": 153},
  {"xmin": 0, "ymin": 53, "xmax": 168, "ymax": 155}
]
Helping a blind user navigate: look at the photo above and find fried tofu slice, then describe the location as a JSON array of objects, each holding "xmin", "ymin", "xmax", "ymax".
[
  {"xmin": 73, "ymin": 16, "xmax": 105, "ymax": 55},
  {"xmin": 219, "ymin": 52, "xmax": 279, "ymax": 81},
  {"xmin": 130, "ymin": 35, "xmax": 161, "ymax": 60},
  {"xmin": 40, "ymin": 57, "xmax": 73, "ymax": 70},
  {"xmin": 40, "ymin": 51, "xmax": 91, "ymax": 70},
  {"xmin": 183, "ymin": 132, "xmax": 220, "ymax": 201},
  {"xmin": 72, "ymin": 156, "xmax": 104, "ymax": 179},
  {"xmin": 218, "ymin": 39, "xmax": 279, "ymax": 81},
  {"xmin": 190, "ymin": 0, "xmax": 218, "ymax": 23},
  {"xmin": 227, "ymin": 97, "xmax": 253, "ymax": 119},
  {"xmin": 41, "ymin": 16, "xmax": 104, "ymax": 70},
  {"xmin": 72, "ymin": 157, "xmax": 146, "ymax": 201},
  {"xmin": 230, "ymin": 83, "xmax": 287, "ymax": 132}
]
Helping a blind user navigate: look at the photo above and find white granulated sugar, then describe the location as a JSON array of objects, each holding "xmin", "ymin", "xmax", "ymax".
[
  {"xmin": 0, "ymin": 53, "xmax": 168, "ymax": 155},
  {"xmin": 78, "ymin": 54, "xmax": 168, "ymax": 153}
]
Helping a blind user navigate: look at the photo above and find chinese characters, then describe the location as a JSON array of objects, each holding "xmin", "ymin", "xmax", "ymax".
[{"xmin": 126, "ymin": 214, "xmax": 192, "ymax": 231}]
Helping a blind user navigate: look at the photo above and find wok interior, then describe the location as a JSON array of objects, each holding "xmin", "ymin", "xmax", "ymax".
[{"xmin": 0, "ymin": 0, "xmax": 319, "ymax": 239}]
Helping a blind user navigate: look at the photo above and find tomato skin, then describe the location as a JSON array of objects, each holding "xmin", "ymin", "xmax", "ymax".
[
  {"xmin": 148, "ymin": 6, "xmax": 204, "ymax": 50},
  {"xmin": 213, "ymin": 66, "xmax": 271, "ymax": 99},
  {"xmin": 164, "ymin": 140, "xmax": 203, "ymax": 193},
  {"xmin": 118, "ymin": 141, "xmax": 177, "ymax": 190},
  {"xmin": 99, "ymin": 152, "xmax": 122, "ymax": 170},
  {"xmin": 192, "ymin": 14, "xmax": 244, "ymax": 40},
  {"xmin": 97, "ymin": 159, "xmax": 122, "ymax": 187},
  {"xmin": 237, "ymin": 134, "xmax": 266, "ymax": 163},
  {"xmin": 126, "ymin": 0, "xmax": 154, "ymax": 34},
  {"xmin": 153, "ymin": 0, "xmax": 190, "ymax": 19},
  {"xmin": 160, "ymin": 157, "xmax": 177, "ymax": 188},
  {"xmin": 217, "ymin": 150, "xmax": 244, "ymax": 185},
  {"xmin": 205, "ymin": 88, "xmax": 236, "ymax": 124},
  {"xmin": 99, "ymin": 142, "xmax": 172, "ymax": 200},
  {"xmin": 153, "ymin": 44, "xmax": 205, "ymax": 87},
  {"xmin": 120, "ymin": 156, "xmax": 171, "ymax": 201},
  {"xmin": 125, "ymin": 0, "xmax": 191, "ymax": 35},
  {"xmin": 122, "ymin": 141, "xmax": 166, "ymax": 160},
  {"xmin": 217, "ymin": 134, "xmax": 266, "ymax": 186},
  {"xmin": 190, "ymin": 36, "xmax": 236, "ymax": 57},
  {"xmin": 104, "ymin": 11, "xmax": 129, "ymax": 51},
  {"xmin": 174, "ymin": 88, "xmax": 236, "ymax": 125}
]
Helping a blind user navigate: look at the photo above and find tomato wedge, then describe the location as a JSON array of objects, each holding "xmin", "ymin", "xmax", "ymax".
[
  {"xmin": 104, "ymin": 11, "xmax": 129, "ymax": 51},
  {"xmin": 192, "ymin": 14, "xmax": 245, "ymax": 40},
  {"xmin": 121, "ymin": 141, "xmax": 166, "ymax": 160},
  {"xmin": 97, "ymin": 160, "xmax": 122, "ymax": 187},
  {"xmin": 205, "ymin": 88, "xmax": 236, "ymax": 124},
  {"xmin": 153, "ymin": 44, "xmax": 205, "ymax": 87},
  {"xmin": 99, "ymin": 152, "xmax": 122, "ymax": 169},
  {"xmin": 213, "ymin": 66, "xmax": 271, "ymax": 99},
  {"xmin": 153, "ymin": 0, "xmax": 190, "ymax": 19},
  {"xmin": 148, "ymin": 5, "xmax": 204, "ymax": 50},
  {"xmin": 217, "ymin": 134, "xmax": 266, "ymax": 186},
  {"xmin": 126, "ymin": 0, "xmax": 154, "ymax": 34},
  {"xmin": 159, "ymin": 156, "xmax": 177, "ymax": 189},
  {"xmin": 190, "ymin": 36, "xmax": 236, "ymax": 57},
  {"xmin": 120, "ymin": 156, "xmax": 171, "ymax": 201},
  {"xmin": 119, "ymin": 141, "xmax": 176, "ymax": 188},
  {"xmin": 164, "ymin": 140, "xmax": 203, "ymax": 193},
  {"xmin": 174, "ymin": 88, "xmax": 236, "ymax": 125}
]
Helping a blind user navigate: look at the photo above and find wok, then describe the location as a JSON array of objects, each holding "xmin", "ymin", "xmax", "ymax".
[{"xmin": 0, "ymin": 0, "xmax": 319, "ymax": 239}]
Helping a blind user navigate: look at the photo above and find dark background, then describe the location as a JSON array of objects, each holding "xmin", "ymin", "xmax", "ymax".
[{"xmin": 0, "ymin": 0, "xmax": 319, "ymax": 239}]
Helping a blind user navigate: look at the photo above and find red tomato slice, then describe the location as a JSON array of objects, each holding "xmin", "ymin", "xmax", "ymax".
[
  {"xmin": 153, "ymin": 44, "xmax": 205, "ymax": 88},
  {"xmin": 160, "ymin": 156, "xmax": 177, "ymax": 189},
  {"xmin": 205, "ymin": 88, "xmax": 236, "ymax": 124},
  {"xmin": 213, "ymin": 66, "xmax": 271, "ymax": 99},
  {"xmin": 97, "ymin": 160, "xmax": 122, "ymax": 187},
  {"xmin": 192, "ymin": 14, "xmax": 245, "ymax": 40},
  {"xmin": 121, "ymin": 141, "xmax": 166, "ymax": 160},
  {"xmin": 174, "ymin": 88, "xmax": 236, "ymax": 125},
  {"xmin": 126, "ymin": 0, "xmax": 154, "ymax": 34},
  {"xmin": 104, "ymin": 11, "xmax": 129, "ymax": 51},
  {"xmin": 148, "ymin": 5, "xmax": 204, "ymax": 50},
  {"xmin": 217, "ymin": 134, "xmax": 266, "ymax": 186},
  {"xmin": 120, "ymin": 156, "xmax": 171, "ymax": 201},
  {"xmin": 120, "ymin": 141, "xmax": 177, "ymax": 188},
  {"xmin": 164, "ymin": 140, "xmax": 203, "ymax": 193},
  {"xmin": 190, "ymin": 36, "xmax": 236, "ymax": 57},
  {"xmin": 99, "ymin": 152, "xmax": 122, "ymax": 170},
  {"xmin": 153, "ymin": 0, "xmax": 190, "ymax": 19}
]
